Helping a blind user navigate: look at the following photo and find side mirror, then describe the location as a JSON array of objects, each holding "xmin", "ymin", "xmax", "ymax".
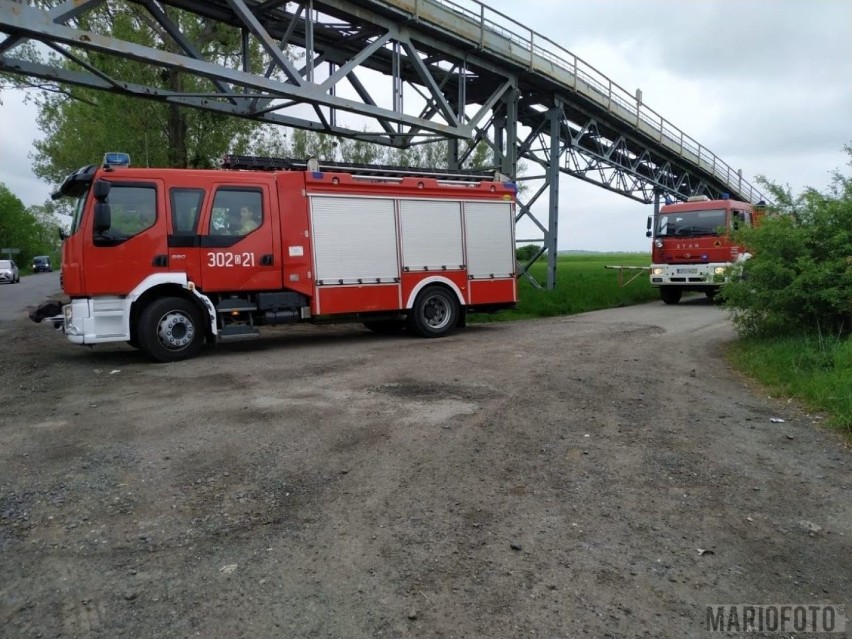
[
  {"xmin": 645, "ymin": 230, "xmax": 652, "ymax": 238},
  {"xmin": 94, "ymin": 202, "xmax": 111, "ymax": 234},
  {"xmin": 58, "ymin": 227, "xmax": 68, "ymax": 241},
  {"xmin": 646, "ymin": 215, "xmax": 652, "ymax": 231},
  {"xmin": 93, "ymin": 180, "xmax": 111, "ymax": 201}
]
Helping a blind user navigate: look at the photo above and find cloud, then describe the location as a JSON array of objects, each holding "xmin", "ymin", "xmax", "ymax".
[{"xmin": 503, "ymin": 0, "xmax": 852, "ymax": 83}]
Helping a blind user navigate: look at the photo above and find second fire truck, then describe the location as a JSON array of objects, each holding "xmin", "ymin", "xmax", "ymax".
[{"xmin": 648, "ymin": 195, "xmax": 764, "ymax": 304}]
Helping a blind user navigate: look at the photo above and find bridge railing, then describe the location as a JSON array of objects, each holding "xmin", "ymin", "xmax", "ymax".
[{"xmin": 382, "ymin": 0, "xmax": 764, "ymax": 203}]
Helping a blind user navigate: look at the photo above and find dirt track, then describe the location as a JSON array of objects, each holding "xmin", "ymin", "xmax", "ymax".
[{"xmin": 1, "ymin": 289, "xmax": 849, "ymax": 638}]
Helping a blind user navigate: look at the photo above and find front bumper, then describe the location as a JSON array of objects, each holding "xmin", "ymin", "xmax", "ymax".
[
  {"xmin": 64, "ymin": 297, "xmax": 130, "ymax": 345},
  {"xmin": 650, "ymin": 263, "xmax": 728, "ymax": 287}
]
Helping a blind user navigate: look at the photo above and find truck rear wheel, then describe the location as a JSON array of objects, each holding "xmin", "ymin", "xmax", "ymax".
[
  {"xmin": 137, "ymin": 297, "xmax": 205, "ymax": 362},
  {"xmin": 408, "ymin": 285, "xmax": 459, "ymax": 338},
  {"xmin": 660, "ymin": 286, "xmax": 682, "ymax": 305}
]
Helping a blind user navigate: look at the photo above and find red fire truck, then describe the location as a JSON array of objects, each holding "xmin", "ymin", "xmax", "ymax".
[
  {"xmin": 648, "ymin": 195, "xmax": 764, "ymax": 304},
  {"xmin": 48, "ymin": 154, "xmax": 517, "ymax": 361}
]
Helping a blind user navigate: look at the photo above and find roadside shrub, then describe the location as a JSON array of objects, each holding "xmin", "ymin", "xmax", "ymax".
[{"xmin": 722, "ymin": 145, "xmax": 852, "ymax": 338}]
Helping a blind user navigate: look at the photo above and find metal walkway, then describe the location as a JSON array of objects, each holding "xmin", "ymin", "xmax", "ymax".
[{"xmin": 0, "ymin": 0, "xmax": 765, "ymax": 289}]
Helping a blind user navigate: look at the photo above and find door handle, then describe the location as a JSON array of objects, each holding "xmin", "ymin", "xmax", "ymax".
[
  {"xmin": 152, "ymin": 254, "xmax": 168, "ymax": 267},
  {"xmin": 261, "ymin": 254, "xmax": 274, "ymax": 266}
]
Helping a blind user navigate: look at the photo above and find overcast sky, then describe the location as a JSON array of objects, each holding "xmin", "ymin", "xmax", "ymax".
[{"xmin": 1, "ymin": 0, "xmax": 850, "ymax": 251}]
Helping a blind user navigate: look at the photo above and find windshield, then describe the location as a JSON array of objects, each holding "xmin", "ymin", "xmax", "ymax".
[
  {"xmin": 657, "ymin": 208, "xmax": 726, "ymax": 237},
  {"xmin": 70, "ymin": 185, "xmax": 90, "ymax": 235},
  {"xmin": 0, "ymin": 260, "xmax": 11, "ymax": 269}
]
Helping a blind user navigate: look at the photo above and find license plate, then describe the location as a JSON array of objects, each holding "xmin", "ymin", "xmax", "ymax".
[{"xmin": 677, "ymin": 268, "xmax": 698, "ymax": 274}]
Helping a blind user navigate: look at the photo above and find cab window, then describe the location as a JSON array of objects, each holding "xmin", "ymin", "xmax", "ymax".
[
  {"xmin": 209, "ymin": 189, "xmax": 263, "ymax": 237},
  {"xmin": 731, "ymin": 209, "xmax": 752, "ymax": 230},
  {"xmin": 98, "ymin": 185, "xmax": 157, "ymax": 239},
  {"xmin": 70, "ymin": 185, "xmax": 89, "ymax": 236},
  {"xmin": 170, "ymin": 188, "xmax": 204, "ymax": 234}
]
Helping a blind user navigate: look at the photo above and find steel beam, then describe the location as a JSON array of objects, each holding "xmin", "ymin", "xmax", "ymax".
[{"xmin": 0, "ymin": 0, "xmax": 476, "ymax": 138}]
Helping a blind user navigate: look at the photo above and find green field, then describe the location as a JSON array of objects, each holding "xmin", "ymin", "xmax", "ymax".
[{"xmin": 474, "ymin": 252, "xmax": 656, "ymax": 322}]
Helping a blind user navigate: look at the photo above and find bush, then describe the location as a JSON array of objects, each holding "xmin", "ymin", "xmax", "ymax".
[
  {"xmin": 515, "ymin": 244, "xmax": 541, "ymax": 263},
  {"xmin": 721, "ymin": 145, "xmax": 852, "ymax": 338}
]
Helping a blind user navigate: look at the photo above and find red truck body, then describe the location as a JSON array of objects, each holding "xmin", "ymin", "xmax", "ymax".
[
  {"xmin": 649, "ymin": 196, "xmax": 762, "ymax": 304},
  {"xmin": 54, "ymin": 157, "xmax": 517, "ymax": 360}
]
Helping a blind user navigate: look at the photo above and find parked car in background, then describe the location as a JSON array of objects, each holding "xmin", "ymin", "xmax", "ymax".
[
  {"xmin": 0, "ymin": 259, "xmax": 20, "ymax": 284},
  {"xmin": 32, "ymin": 256, "xmax": 52, "ymax": 272}
]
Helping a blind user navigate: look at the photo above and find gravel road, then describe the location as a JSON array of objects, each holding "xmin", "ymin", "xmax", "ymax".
[
  {"xmin": 0, "ymin": 271, "xmax": 61, "ymax": 322},
  {"xmin": 0, "ymin": 289, "xmax": 849, "ymax": 638}
]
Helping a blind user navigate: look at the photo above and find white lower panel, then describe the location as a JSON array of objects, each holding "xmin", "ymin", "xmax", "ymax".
[{"xmin": 64, "ymin": 297, "xmax": 130, "ymax": 344}]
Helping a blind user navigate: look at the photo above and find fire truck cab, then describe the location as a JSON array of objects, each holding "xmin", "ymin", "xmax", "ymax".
[
  {"xmin": 648, "ymin": 195, "xmax": 761, "ymax": 304},
  {"xmin": 52, "ymin": 154, "xmax": 518, "ymax": 361}
]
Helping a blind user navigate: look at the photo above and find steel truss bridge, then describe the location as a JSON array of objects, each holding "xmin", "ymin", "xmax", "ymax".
[{"xmin": 0, "ymin": 0, "xmax": 765, "ymax": 289}]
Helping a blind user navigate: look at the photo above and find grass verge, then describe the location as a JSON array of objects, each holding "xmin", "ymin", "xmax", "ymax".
[{"xmin": 726, "ymin": 335, "xmax": 852, "ymax": 436}]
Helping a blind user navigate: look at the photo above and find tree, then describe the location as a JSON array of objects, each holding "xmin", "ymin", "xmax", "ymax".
[
  {"xmin": 0, "ymin": 184, "xmax": 57, "ymax": 267},
  {"xmin": 721, "ymin": 144, "xmax": 852, "ymax": 338},
  {"xmin": 7, "ymin": 2, "xmax": 265, "ymax": 186},
  {"xmin": 27, "ymin": 201, "xmax": 64, "ymax": 253}
]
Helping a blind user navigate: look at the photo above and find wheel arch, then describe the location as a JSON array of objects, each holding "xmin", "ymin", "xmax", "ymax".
[
  {"xmin": 127, "ymin": 275, "xmax": 214, "ymax": 339},
  {"xmin": 404, "ymin": 276, "xmax": 466, "ymax": 310}
]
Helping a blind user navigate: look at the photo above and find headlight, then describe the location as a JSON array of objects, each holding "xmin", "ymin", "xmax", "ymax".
[
  {"xmin": 714, "ymin": 267, "xmax": 726, "ymax": 275},
  {"xmin": 64, "ymin": 305, "xmax": 72, "ymax": 321},
  {"xmin": 654, "ymin": 239, "xmax": 663, "ymax": 248},
  {"xmin": 652, "ymin": 267, "xmax": 664, "ymax": 276}
]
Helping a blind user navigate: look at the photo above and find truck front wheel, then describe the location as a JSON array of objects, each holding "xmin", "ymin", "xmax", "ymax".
[
  {"xmin": 137, "ymin": 297, "xmax": 205, "ymax": 362},
  {"xmin": 660, "ymin": 286, "xmax": 682, "ymax": 305},
  {"xmin": 408, "ymin": 285, "xmax": 459, "ymax": 338}
]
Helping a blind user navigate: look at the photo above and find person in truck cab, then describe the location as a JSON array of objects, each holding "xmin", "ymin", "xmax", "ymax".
[{"xmin": 239, "ymin": 205, "xmax": 260, "ymax": 234}]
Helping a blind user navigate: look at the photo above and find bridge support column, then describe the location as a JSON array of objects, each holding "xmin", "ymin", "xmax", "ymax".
[
  {"xmin": 446, "ymin": 139, "xmax": 460, "ymax": 171},
  {"xmin": 501, "ymin": 89, "xmax": 518, "ymax": 177},
  {"xmin": 545, "ymin": 105, "xmax": 561, "ymax": 290},
  {"xmin": 512, "ymin": 99, "xmax": 564, "ymax": 291}
]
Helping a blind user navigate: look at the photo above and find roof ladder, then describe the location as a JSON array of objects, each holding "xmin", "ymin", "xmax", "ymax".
[{"xmin": 220, "ymin": 155, "xmax": 508, "ymax": 183}]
